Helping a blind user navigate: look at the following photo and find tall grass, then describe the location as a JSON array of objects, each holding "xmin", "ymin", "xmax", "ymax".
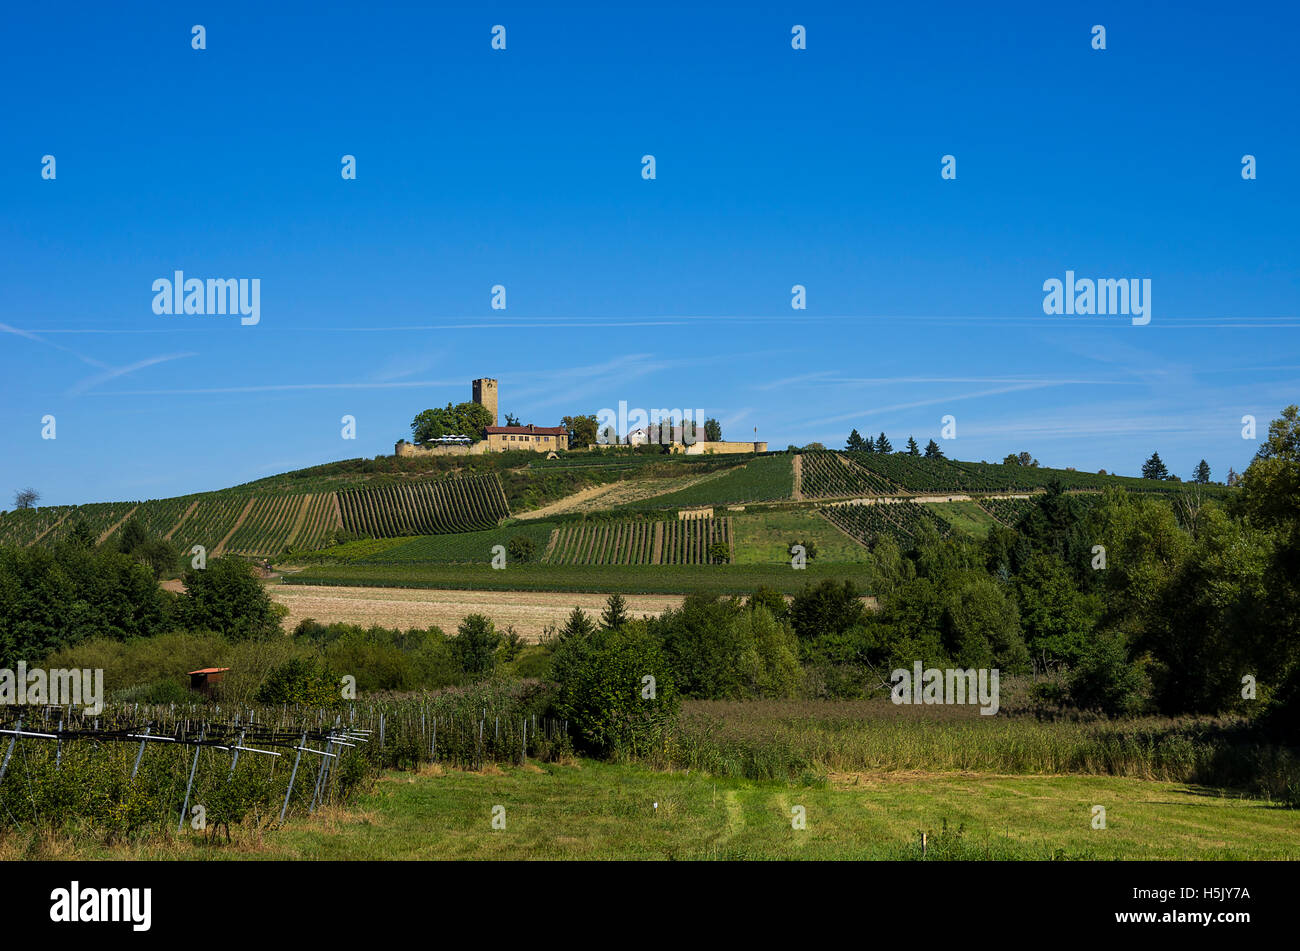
[{"xmin": 642, "ymin": 699, "xmax": 1299, "ymax": 801}]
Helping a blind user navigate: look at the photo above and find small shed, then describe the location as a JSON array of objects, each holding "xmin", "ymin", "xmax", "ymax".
[{"xmin": 188, "ymin": 667, "xmax": 230, "ymax": 697}]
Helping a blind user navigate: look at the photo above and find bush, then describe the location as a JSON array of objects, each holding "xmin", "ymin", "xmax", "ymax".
[
  {"xmin": 549, "ymin": 619, "xmax": 678, "ymax": 757},
  {"xmin": 506, "ymin": 535, "xmax": 537, "ymax": 563},
  {"xmin": 788, "ymin": 580, "xmax": 867, "ymax": 641},
  {"xmin": 255, "ymin": 656, "xmax": 341, "ymax": 706},
  {"xmin": 1067, "ymin": 632, "xmax": 1149, "ymax": 716}
]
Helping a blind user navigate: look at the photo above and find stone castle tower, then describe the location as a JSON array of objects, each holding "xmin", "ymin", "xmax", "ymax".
[{"xmin": 472, "ymin": 378, "xmax": 498, "ymax": 426}]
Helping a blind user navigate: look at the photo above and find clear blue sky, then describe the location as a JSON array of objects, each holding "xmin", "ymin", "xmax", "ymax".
[{"xmin": 2, "ymin": 1, "xmax": 1296, "ymax": 505}]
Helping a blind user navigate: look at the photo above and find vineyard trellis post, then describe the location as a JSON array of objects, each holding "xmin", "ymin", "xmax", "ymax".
[
  {"xmin": 178, "ymin": 728, "xmax": 205, "ymax": 834},
  {"xmin": 280, "ymin": 731, "xmax": 308, "ymax": 823},
  {"xmin": 130, "ymin": 725, "xmax": 151, "ymax": 779},
  {"xmin": 0, "ymin": 715, "xmax": 21, "ymax": 781}
]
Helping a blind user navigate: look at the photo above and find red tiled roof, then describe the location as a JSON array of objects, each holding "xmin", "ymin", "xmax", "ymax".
[
  {"xmin": 486, "ymin": 425, "xmax": 567, "ymax": 436},
  {"xmin": 187, "ymin": 667, "xmax": 230, "ymax": 676}
]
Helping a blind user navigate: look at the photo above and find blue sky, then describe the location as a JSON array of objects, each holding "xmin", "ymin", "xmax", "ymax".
[{"xmin": 2, "ymin": 1, "xmax": 1297, "ymax": 505}]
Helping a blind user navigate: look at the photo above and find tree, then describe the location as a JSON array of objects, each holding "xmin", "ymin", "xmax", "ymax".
[
  {"xmin": 558, "ymin": 606, "xmax": 596, "ymax": 643},
  {"xmin": 788, "ymin": 580, "xmax": 867, "ymax": 641},
  {"xmin": 706, "ymin": 540, "xmax": 730, "ymax": 564},
  {"xmin": 179, "ymin": 557, "xmax": 283, "ymax": 640},
  {"xmin": 136, "ymin": 538, "xmax": 179, "ymax": 579},
  {"xmin": 788, "ymin": 538, "xmax": 818, "ymax": 561},
  {"xmin": 600, "ymin": 592, "xmax": 630, "ymax": 630},
  {"xmin": 924, "ymin": 439, "xmax": 944, "ymax": 460},
  {"xmin": 504, "ymin": 412, "xmax": 520, "ymax": 426},
  {"xmin": 13, "ymin": 488, "xmax": 39, "ymax": 510},
  {"xmin": 1003, "ymin": 452, "xmax": 1037, "ymax": 467},
  {"xmin": 1193, "ymin": 459, "xmax": 1211, "ymax": 484},
  {"xmin": 452, "ymin": 613, "xmax": 500, "ymax": 675},
  {"xmin": 704, "ymin": 417, "xmax": 722, "ymax": 442},
  {"xmin": 411, "ymin": 401, "xmax": 494, "ymax": 443},
  {"xmin": 117, "ymin": 517, "xmax": 148, "ymax": 555},
  {"xmin": 906, "ymin": 436, "xmax": 920, "ymax": 456},
  {"xmin": 65, "ymin": 518, "xmax": 96, "ymax": 549},
  {"xmin": 1141, "ymin": 451, "xmax": 1169, "ymax": 480},
  {"xmin": 875, "ymin": 432, "xmax": 892, "ymax": 453},
  {"xmin": 506, "ymin": 535, "xmax": 536, "ymax": 563},
  {"xmin": 846, "ymin": 429, "xmax": 867, "ymax": 452},
  {"xmin": 1015, "ymin": 552, "xmax": 1100, "ymax": 670},
  {"xmin": 562, "ymin": 414, "xmax": 598, "ymax": 449}
]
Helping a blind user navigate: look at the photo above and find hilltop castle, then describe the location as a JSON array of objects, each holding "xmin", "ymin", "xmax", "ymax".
[{"xmin": 395, "ymin": 379, "xmax": 569, "ymax": 457}]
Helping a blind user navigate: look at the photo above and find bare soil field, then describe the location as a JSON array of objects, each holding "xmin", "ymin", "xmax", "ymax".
[{"xmin": 268, "ymin": 584, "xmax": 685, "ymax": 640}]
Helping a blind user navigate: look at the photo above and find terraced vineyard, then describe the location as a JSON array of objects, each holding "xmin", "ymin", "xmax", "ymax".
[
  {"xmin": 800, "ymin": 450, "xmax": 898, "ymax": 498},
  {"xmin": 821, "ymin": 501, "xmax": 952, "ymax": 547},
  {"xmin": 545, "ymin": 517, "xmax": 733, "ymax": 565},
  {"xmin": 338, "ymin": 473, "xmax": 509, "ymax": 537}
]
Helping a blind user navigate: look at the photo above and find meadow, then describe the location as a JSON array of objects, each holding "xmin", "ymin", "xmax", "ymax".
[{"xmin": 12, "ymin": 758, "xmax": 1297, "ymax": 861}]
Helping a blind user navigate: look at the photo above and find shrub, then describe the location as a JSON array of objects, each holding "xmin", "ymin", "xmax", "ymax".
[
  {"xmin": 506, "ymin": 535, "xmax": 537, "ymax": 563},
  {"xmin": 549, "ymin": 619, "xmax": 678, "ymax": 757},
  {"xmin": 255, "ymin": 656, "xmax": 340, "ymax": 706}
]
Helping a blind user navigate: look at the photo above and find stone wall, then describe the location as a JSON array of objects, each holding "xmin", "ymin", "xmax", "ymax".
[{"xmin": 394, "ymin": 440, "xmax": 490, "ymax": 458}]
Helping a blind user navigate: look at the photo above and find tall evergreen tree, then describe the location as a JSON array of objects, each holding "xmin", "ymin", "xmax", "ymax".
[
  {"xmin": 559, "ymin": 606, "xmax": 596, "ymax": 643},
  {"xmin": 924, "ymin": 439, "xmax": 945, "ymax": 459},
  {"xmin": 600, "ymin": 592, "xmax": 630, "ymax": 630},
  {"xmin": 1142, "ymin": 451, "xmax": 1170, "ymax": 480},
  {"xmin": 1193, "ymin": 459, "xmax": 1211, "ymax": 484},
  {"xmin": 846, "ymin": 428, "xmax": 867, "ymax": 452},
  {"xmin": 906, "ymin": 436, "xmax": 920, "ymax": 456},
  {"xmin": 875, "ymin": 432, "xmax": 892, "ymax": 453}
]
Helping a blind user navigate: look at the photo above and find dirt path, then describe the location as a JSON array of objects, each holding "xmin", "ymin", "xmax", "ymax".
[
  {"xmin": 164, "ymin": 500, "xmax": 199, "ymax": 541},
  {"xmin": 284, "ymin": 494, "xmax": 314, "ymax": 547},
  {"xmin": 213, "ymin": 497, "xmax": 256, "ymax": 556},
  {"xmin": 32, "ymin": 509, "xmax": 71, "ymax": 545},
  {"xmin": 269, "ymin": 585, "xmax": 685, "ymax": 641},
  {"xmin": 97, "ymin": 505, "xmax": 139, "ymax": 545},
  {"xmin": 792, "ymin": 453, "xmax": 803, "ymax": 501}
]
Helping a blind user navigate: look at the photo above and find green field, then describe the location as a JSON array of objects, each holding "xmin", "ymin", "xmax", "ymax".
[
  {"xmin": 925, "ymin": 500, "xmax": 999, "ymax": 538},
  {"xmin": 314, "ymin": 522, "xmax": 557, "ymax": 566},
  {"xmin": 30, "ymin": 759, "xmax": 1297, "ymax": 861},
  {"xmin": 283, "ymin": 560, "xmax": 873, "ymax": 596},
  {"xmin": 730, "ymin": 508, "xmax": 871, "ymax": 564},
  {"xmin": 622, "ymin": 455, "xmax": 794, "ymax": 508}
]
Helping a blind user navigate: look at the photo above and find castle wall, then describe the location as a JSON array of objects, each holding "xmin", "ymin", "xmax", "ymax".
[
  {"xmin": 681, "ymin": 441, "xmax": 768, "ymax": 455},
  {"xmin": 394, "ymin": 440, "xmax": 490, "ymax": 458}
]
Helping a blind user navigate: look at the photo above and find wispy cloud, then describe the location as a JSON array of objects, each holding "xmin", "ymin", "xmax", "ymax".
[
  {"xmin": 68, "ymin": 352, "xmax": 198, "ymax": 396},
  {"xmin": 804, "ymin": 383, "xmax": 1063, "ymax": 428}
]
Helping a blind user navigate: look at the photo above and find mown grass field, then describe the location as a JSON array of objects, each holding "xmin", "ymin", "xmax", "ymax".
[
  {"xmin": 730, "ymin": 509, "xmax": 870, "ymax": 564},
  {"xmin": 925, "ymin": 500, "xmax": 999, "ymax": 538},
  {"xmin": 20, "ymin": 759, "xmax": 1297, "ymax": 861}
]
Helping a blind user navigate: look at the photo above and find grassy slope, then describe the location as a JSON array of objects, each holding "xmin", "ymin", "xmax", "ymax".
[
  {"xmin": 47, "ymin": 760, "xmax": 1300, "ymax": 860},
  {"xmin": 731, "ymin": 509, "xmax": 870, "ymax": 564},
  {"xmin": 924, "ymin": 500, "xmax": 999, "ymax": 538}
]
